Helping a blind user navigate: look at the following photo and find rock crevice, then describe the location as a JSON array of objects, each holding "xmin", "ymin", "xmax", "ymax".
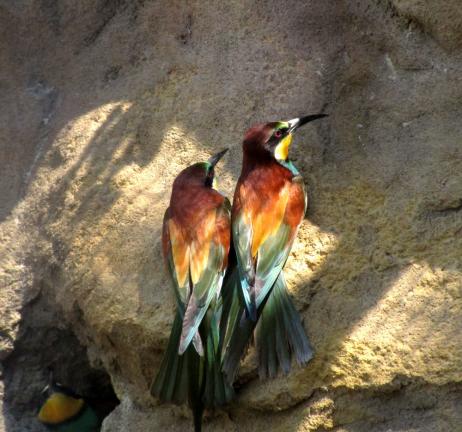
[{"xmin": 1, "ymin": 0, "xmax": 462, "ymax": 431}]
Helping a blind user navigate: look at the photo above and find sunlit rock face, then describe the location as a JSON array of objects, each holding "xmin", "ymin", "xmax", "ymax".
[{"xmin": 1, "ymin": 0, "xmax": 462, "ymax": 431}]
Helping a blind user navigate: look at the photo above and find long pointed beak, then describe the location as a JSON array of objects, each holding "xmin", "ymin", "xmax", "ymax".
[
  {"xmin": 208, "ymin": 148, "xmax": 228, "ymax": 167},
  {"xmin": 288, "ymin": 114, "xmax": 328, "ymax": 132}
]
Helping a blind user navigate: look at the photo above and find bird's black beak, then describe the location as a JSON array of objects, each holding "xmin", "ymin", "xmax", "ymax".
[
  {"xmin": 41, "ymin": 368, "xmax": 53, "ymax": 394},
  {"xmin": 208, "ymin": 148, "xmax": 229, "ymax": 167},
  {"xmin": 288, "ymin": 114, "xmax": 328, "ymax": 132}
]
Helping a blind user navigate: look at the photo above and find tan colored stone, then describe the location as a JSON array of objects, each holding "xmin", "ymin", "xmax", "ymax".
[
  {"xmin": 1, "ymin": 0, "xmax": 462, "ymax": 431},
  {"xmin": 392, "ymin": 0, "xmax": 462, "ymax": 51}
]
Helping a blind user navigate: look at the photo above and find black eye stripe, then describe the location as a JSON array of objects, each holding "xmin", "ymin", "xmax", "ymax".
[
  {"xmin": 274, "ymin": 127, "xmax": 288, "ymax": 138},
  {"xmin": 205, "ymin": 167, "xmax": 214, "ymax": 187},
  {"xmin": 266, "ymin": 128, "xmax": 289, "ymax": 150}
]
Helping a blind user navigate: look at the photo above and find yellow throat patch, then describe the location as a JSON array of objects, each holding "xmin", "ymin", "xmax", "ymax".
[
  {"xmin": 274, "ymin": 133, "xmax": 293, "ymax": 161},
  {"xmin": 38, "ymin": 393, "xmax": 85, "ymax": 425}
]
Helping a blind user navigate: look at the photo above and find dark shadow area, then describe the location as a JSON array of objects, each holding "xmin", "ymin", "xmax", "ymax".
[
  {"xmin": 1, "ymin": 0, "xmax": 462, "ymax": 431},
  {"xmin": 2, "ymin": 287, "xmax": 119, "ymax": 431},
  {"xmin": 1, "ymin": 1, "xmax": 242, "ymax": 429}
]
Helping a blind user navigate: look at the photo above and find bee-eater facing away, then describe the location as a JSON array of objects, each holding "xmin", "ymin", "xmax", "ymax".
[
  {"xmin": 151, "ymin": 149, "xmax": 233, "ymax": 432},
  {"xmin": 221, "ymin": 114, "xmax": 327, "ymax": 381}
]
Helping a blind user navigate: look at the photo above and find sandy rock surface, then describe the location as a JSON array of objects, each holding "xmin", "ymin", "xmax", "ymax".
[{"xmin": 1, "ymin": 1, "xmax": 462, "ymax": 431}]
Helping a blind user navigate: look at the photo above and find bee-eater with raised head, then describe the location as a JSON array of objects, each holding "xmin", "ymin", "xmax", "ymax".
[
  {"xmin": 151, "ymin": 149, "xmax": 233, "ymax": 432},
  {"xmin": 221, "ymin": 114, "xmax": 327, "ymax": 381}
]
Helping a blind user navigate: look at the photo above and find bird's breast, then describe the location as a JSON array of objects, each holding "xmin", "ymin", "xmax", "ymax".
[{"xmin": 236, "ymin": 169, "xmax": 305, "ymax": 257}]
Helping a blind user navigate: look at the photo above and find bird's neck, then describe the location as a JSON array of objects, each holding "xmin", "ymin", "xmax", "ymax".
[
  {"xmin": 277, "ymin": 159, "xmax": 300, "ymax": 176},
  {"xmin": 170, "ymin": 185, "xmax": 223, "ymax": 229},
  {"xmin": 242, "ymin": 153, "xmax": 300, "ymax": 179}
]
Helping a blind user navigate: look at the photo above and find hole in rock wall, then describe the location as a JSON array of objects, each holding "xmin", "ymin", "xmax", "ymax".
[{"xmin": 2, "ymin": 293, "xmax": 119, "ymax": 431}]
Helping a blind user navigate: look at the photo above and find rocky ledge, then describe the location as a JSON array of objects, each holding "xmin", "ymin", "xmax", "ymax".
[{"xmin": 1, "ymin": 1, "xmax": 462, "ymax": 431}]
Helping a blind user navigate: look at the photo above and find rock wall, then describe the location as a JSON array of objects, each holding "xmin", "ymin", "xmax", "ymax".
[{"xmin": 1, "ymin": 1, "xmax": 462, "ymax": 431}]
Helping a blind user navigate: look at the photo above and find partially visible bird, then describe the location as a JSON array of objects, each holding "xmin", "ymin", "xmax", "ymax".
[
  {"xmin": 37, "ymin": 373, "xmax": 100, "ymax": 432},
  {"xmin": 151, "ymin": 149, "xmax": 233, "ymax": 432},
  {"xmin": 221, "ymin": 114, "xmax": 327, "ymax": 381}
]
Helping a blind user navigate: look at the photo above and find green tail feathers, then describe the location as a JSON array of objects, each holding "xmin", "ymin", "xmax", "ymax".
[
  {"xmin": 151, "ymin": 310, "xmax": 195, "ymax": 404},
  {"xmin": 256, "ymin": 273, "xmax": 313, "ymax": 378},
  {"xmin": 153, "ymin": 270, "xmax": 312, "ymax": 429},
  {"xmin": 186, "ymin": 343, "xmax": 203, "ymax": 432},
  {"xmin": 222, "ymin": 271, "xmax": 313, "ymax": 381},
  {"xmin": 203, "ymin": 308, "xmax": 234, "ymax": 407},
  {"xmin": 152, "ymin": 306, "xmax": 233, "ymax": 432},
  {"xmin": 221, "ymin": 270, "xmax": 254, "ymax": 382}
]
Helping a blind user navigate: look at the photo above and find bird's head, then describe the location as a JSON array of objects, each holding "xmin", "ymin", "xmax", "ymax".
[
  {"xmin": 173, "ymin": 148, "xmax": 228, "ymax": 190},
  {"xmin": 243, "ymin": 114, "xmax": 327, "ymax": 163},
  {"xmin": 37, "ymin": 370, "xmax": 85, "ymax": 426}
]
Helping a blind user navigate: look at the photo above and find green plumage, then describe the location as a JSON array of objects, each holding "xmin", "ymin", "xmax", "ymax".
[
  {"xmin": 152, "ymin": 302, "xmax": 233, "ymax": 431},
  {"xmin": 152, "ymin": 155, "xmax": 233, "ymax": 432},
  {"xmin": 222, "ymin": 116, "xmax": 320, "ymax": 382},
  {"xmin": 151, "ymin": 309, "xmax": 200, "ymax": 404},
  {"xmin": 42, "ymin": 405, "xmax": 100, "ymax": 432},
  {"xmin": 203, "ymin": 303, "xmax": 234, "ymax": 407},
  {"xmin": 38, "ymin": 384, "xmax": 102, "ymax": 432},
  {"xmin": 180, "ymin": 240, "xmax": 227, "ymax": 355},
  {"xmin": 256, "ymin": 273, "xmax": 312, "ymax": 378},
  {"xmin": 222, "ymin": 204, "xmax": 314, "ymax": 381},
  {"xmin": 222, "ymin": 267, "xmax": 313, "ymax": 381}
]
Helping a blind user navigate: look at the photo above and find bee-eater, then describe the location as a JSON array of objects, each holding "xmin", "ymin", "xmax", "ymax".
[
  {"xmin": 221, "ymin": 114, "xmax": 327, "ymax": 381},
  {"xmin": 37, "ymin": 374, "xmax": 100, "ymax": 432},
  {"xmin": 151, "ymin": 149, "xmax": 233, "ymax": 432}
]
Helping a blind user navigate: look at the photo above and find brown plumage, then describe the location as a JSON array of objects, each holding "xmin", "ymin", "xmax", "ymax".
[
  {"xmin": 222, "ymin": 115, "xmax": 327, "ymax": 381},
  {"xmin": 152, "ymin": 150, "xmax": 233, "ymax": 432}
]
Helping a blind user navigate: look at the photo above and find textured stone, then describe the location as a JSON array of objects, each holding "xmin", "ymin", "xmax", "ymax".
[
  {"xmin": 392, "ymin": 0, "xmax": 462, "ymax": 52},
  {"xmin": 1, "ymin": 0, "xmax": 462, "ymax": 431}
]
